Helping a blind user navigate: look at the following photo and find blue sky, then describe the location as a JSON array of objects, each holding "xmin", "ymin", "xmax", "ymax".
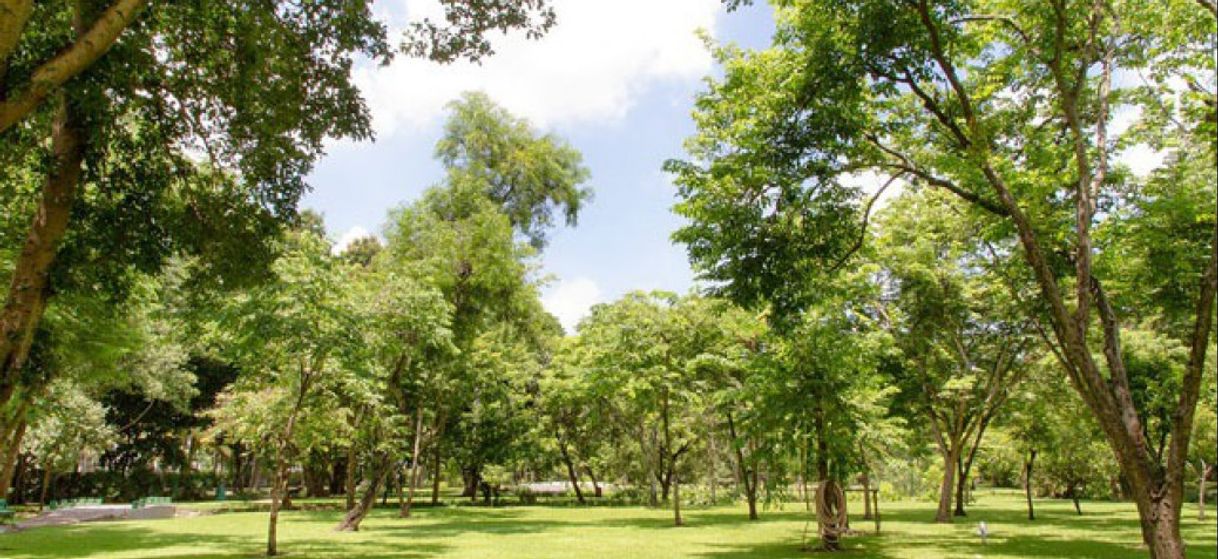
[{"xmin": 304, "ymin": 1, "xmax": 776, "ymax": 332}]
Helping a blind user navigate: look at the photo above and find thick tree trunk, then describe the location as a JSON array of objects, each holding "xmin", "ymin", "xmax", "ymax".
[
  {"xmin": 1070, "ymin": 485, "xmax": 1082, "ymax": 515},
  {"xmin": 1023, "ymin": 450, "xmax": 1036, "ymax": 521},
  {"xmin": 335, "ymin": 454, "xmax": 392, "ymax": 532},
  {"xmin": 430, "ymin": 443, "xmax": 442, "ymax": 505},
  {"xmin": 0, "ymin": 91, "xmax": 84, "ymax": 417},
  {"xmin": 461, "ymin": 466, "xmax": 480, "ymax": 501},
  {"xmin": 935, "ymin": 447, "xmax": 959, "ymax": 523},
  {"xmin": 0, "ymin": 418, "xmax": 27, "ymax": 498}
]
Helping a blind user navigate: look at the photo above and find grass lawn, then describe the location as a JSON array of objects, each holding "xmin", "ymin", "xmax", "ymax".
[{"xmin": 0, "ymin": 491, "xmax": 1213, "ymax": 558}]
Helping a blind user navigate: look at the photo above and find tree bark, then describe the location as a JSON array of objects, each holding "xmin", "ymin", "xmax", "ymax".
[
  {"xmin": 953, "ymin": 453, "xmax": 967, "ymax": 517},
  {"xmin": 861, "ymin": 473, "xmax": 873, "ymax": 520},
  {"xmin": 0, "ymin": 0, "xmax": 148, "ymax": 134},
  {"xmin": 726, "ymin": 412, "xmax": 757, "ymax": 520},
  {"xmin": 557, "ymin": 432, "xmax": 584, "ymax": 504},
  {"xmin": 1023, "ymin": 449, "xmax": 1036, "ymax": 521},
  {"xmin": 37, "ymin": 465, "xmax": 50, "ymax": 511},
  {"xmin": 935, "ymin": 446, "xmax": 960, "ymax": 523},
  {"xmin": 266, "ymin": 369, "xmax": 313, "ymax": 557},
  {"xmin": 401, "ymin": 409, "xmax": 425, "ymax": 518},
  {"xmin": 585, "ymin": 465, "xmax": 602, "ymax": 498},
  {"xmin": 335, "ymin": 454, "xmax": 392, "ymax": 532},
  {"xmin": 1200, "ymin": 461, "xmax": 1211, "ymax": 521},
  {"xmin": 0, "ymin": 417, "xmax": 27, "ymax": 498},
  {"xmin": 672, "ymin": 469, "xmax": 684, "ymax": 526},
  {"xmin": 0, "ymin": 92, "xmax": 84, "ymax": 415}
]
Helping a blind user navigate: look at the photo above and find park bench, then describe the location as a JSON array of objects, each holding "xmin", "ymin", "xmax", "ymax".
[
  {"xmin": 132, "ymin": 496, "xmax": 172, "ymax": 509},
  {"xmin": 0, "ymin": 499, "xmax": 14, "ymax": 524}
]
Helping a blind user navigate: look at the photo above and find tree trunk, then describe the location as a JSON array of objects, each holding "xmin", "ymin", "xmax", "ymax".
[
  {"xmin": 266, "ymin": 371, "xmax": 312, "ymax": 557},
  {"xmin": 953, "ymin": 453, "xmax": 967, "ymax": 517},
  {"xmin": 672, "ymin": 468, "xmax": 683, "ymax": 526},
  {"xmin": 1199, "ymin": 461, "xmax": 1210, "ymax": 521},
  {"xmin": 430, "ymin": 443, "xmax": 442, "ymax": 505},
  {"xmin": 344, "ymin": 445, "xmax": 358, "ymax": 511},
  {"xmin": 726, "ymin": 412, "xmax": 758, "ymax": 520},
  {"xmin": 38, "ymin": 465, "xmax": 51, "ymax": 511},
  {"xmin": 1071, "ymin": 486, "xmax": 1082, "ymax": 516},
  {"xmin": 462, "ymin": 466, "xmax": 480, "ymax": 501},
  {"xmin": 935, "ymin": 447, "xmax": 960, "ymax": 523},
  {"xmin": 401, "ymin": 409, "xmax": 425, "ymax": 518},
  {"xmin": 1023, "ymin": 449, "xmax": 1036, "ymax": 521},
  {"xmin": 0, "ymin": 88, "xmax": 84, "ymax": 418},
  {"xmin": 861, "ymin": 473, "xmax": 873, "ymax": 520},
  {"xmin": 708, "ymin": 423, "xmax": 718, "ymax": 504},
  {"xmin": 335, "ymin": 454, "xmax": 392, "ymax": 532},
  {"xmin": 0, "ymin": 418, "xmax": 27, "ymax": 498},
  {"xmin": 557, "ymin": 436, "xmax": 585, "ymax": 504},
  {"xmin": 585, "ymin": 465, "xmax": 602, "ymax": 498}
]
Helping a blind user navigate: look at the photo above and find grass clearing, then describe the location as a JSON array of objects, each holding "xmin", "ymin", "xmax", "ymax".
[{"xmin": 0, "ymin": 492, "xmax": 1213, "ymax": 558}]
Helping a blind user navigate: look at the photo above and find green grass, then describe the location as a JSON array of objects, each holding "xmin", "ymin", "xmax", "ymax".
[{"xmin": 1, "ymin": 491, "xmax": 1214, "ymax": 558}]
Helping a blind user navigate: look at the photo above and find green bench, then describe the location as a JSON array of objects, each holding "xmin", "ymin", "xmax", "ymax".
[
  {"xmin": 0, "ymin": 499, "xmax": 15, "ymax": 523},
  {"xmin": 132, "ymin": 496, "xmax": 172, "ymax": 509}
]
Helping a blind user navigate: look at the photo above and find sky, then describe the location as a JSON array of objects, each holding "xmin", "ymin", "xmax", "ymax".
[{"xmin": 304, "ymin": 0, "xmax": 777, "ymax": 333}]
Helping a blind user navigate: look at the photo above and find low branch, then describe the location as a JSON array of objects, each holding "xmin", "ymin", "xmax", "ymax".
[{"xmin": 0, "ymin": 0, "xmax": 147, "ymax": 134}]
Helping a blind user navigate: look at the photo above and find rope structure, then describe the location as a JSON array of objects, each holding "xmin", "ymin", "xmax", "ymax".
[{"xmin": 816, "ymin": 480, "xmax": 847, "ymax": 551}]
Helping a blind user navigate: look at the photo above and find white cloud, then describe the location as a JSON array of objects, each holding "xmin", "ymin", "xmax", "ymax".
[
  {"xmin": 1118, "ymin": 143, "xmax": 1166, "ymax": 178},
  {"xmin": 332, "ymin": 225, "xmax": 373, "ymax": 255},
  {"xmin": 357, "ymin": 0, "xmax": 721, "ymax": 136},
  {"xmin": 542, "ymin": 277, "xmax": 603, "ymax": 334}
]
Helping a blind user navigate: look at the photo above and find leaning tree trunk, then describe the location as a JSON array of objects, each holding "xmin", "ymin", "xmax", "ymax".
[
  {"xmin": 0, "ymin": 90, "xmax": 84, "ymax": 423},
  {"xmin": 557, "ymin": 435, "xmax": 585, "ymax": 504},
  {"xmin": 335, "ymin": 454, "xmax": 392, "ymax": 532},
  {"xmin": 585, "ymin": 465, "xmax": 602, "ymax": 498},
  {"xmin": 0, "ymin": 418, "xmax": 28, "ymax": 498}
]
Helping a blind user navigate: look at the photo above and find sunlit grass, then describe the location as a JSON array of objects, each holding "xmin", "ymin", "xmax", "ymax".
[{"xmin": 1, "ymin": 490, "xmax": 1213, "ymax": 558}]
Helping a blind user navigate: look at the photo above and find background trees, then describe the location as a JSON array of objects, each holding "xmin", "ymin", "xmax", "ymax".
[{"xmin": 668, "ymin": 1, "xmax": 1216, "ymax": 555}]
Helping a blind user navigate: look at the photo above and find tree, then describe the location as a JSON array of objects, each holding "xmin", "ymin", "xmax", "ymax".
[
  {"xmin": 22, "ymin": 380, "xmax": 114, "ymax": 509},
  {"xmin": 674, "ymin": 2, "xmax": 1216, "ymax": 555},
  {"xmin": 212, "ymin": 230, "xmax": 365, "ymax": 556},
  {"xmin": 0, "ymin": 0, "xmax": 559, "ymax": 465},
  {"xmin": 436, "ymin": 92, "xmax": 592, "ymax": 248},
  {"xmin": 875, "ymin": 190, "xmax": 1033, "ymax": 522}
]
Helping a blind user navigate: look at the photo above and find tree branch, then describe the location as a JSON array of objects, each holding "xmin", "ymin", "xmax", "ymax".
[{"xmin": 0, "ymin": 0, "xmax": 147, "ymax": 134}]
